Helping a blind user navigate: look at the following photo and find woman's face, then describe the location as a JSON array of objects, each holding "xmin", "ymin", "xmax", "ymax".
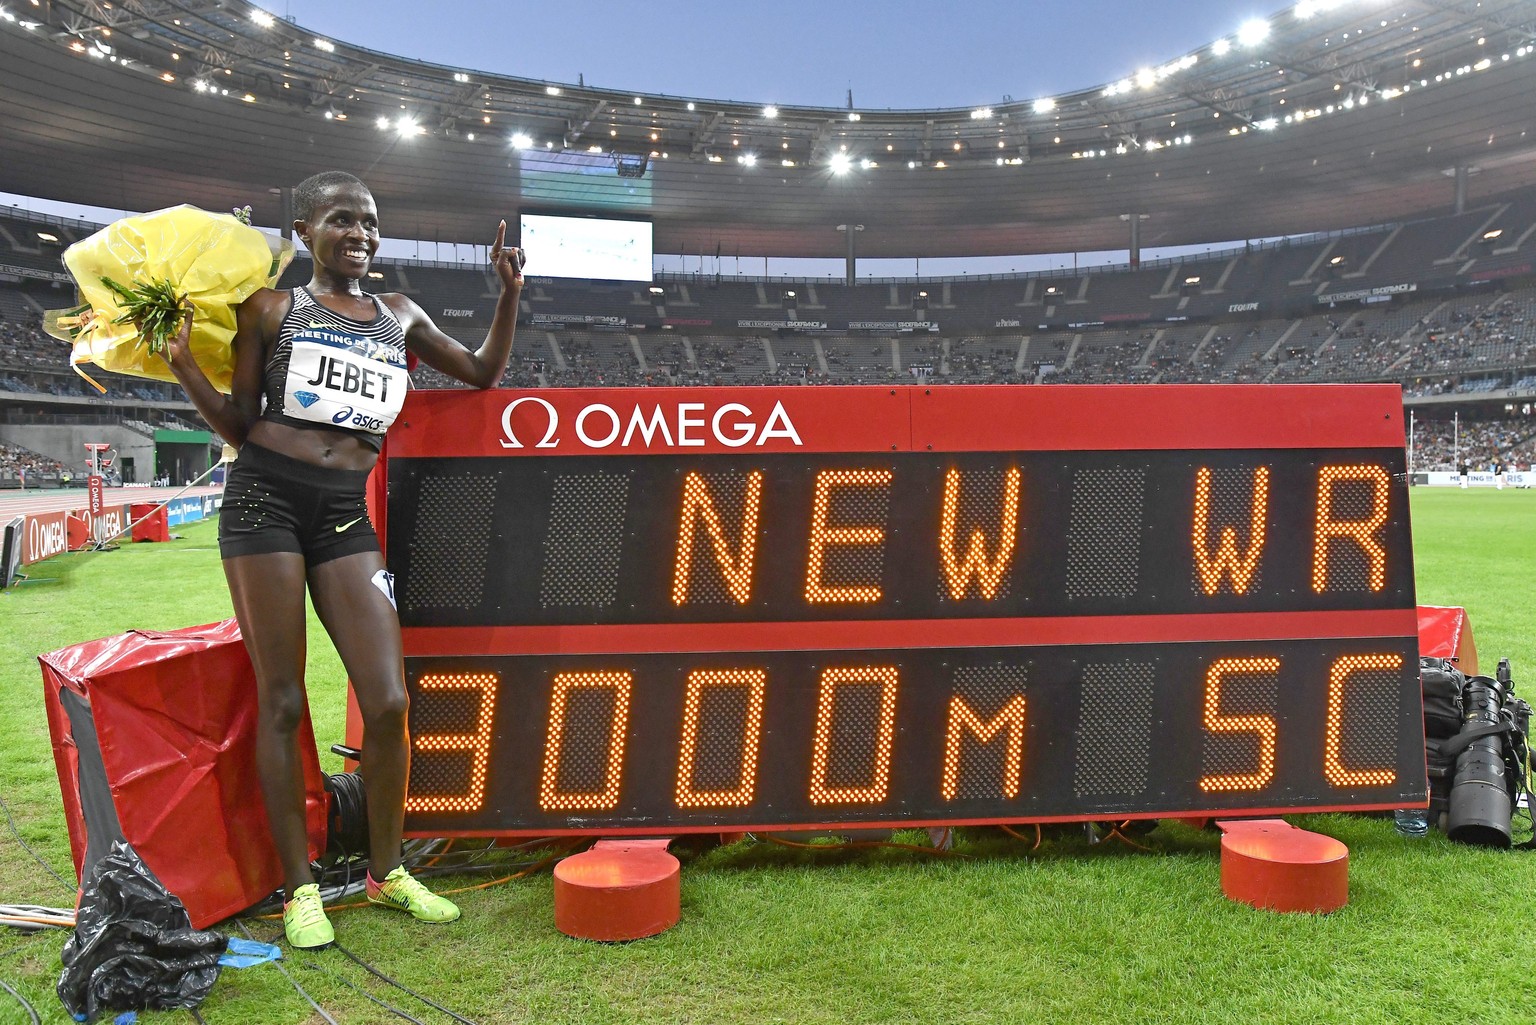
[{"xmin": 302, "ymin": 183, "xmax": 380, "ymax": 279}]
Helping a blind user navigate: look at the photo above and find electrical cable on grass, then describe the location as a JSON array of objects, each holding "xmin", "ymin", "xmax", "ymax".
[
  {"xmin": 334, "ymin": 943, "xmax": 479, "ymax": 1025},
  {"xmin": 299, "ymin": 959, "xmax": 428, "ymax": 1025},
  {"xmin": 0, "ymin": 977, "xmax": 41, "ymax": 1025},
  {"xmin": 188, "ymin": 1007, "xmax": 207, "ymax": 1025},
  {"xmin": 998, "ymin": 823, "xmax": 1043, "ymax": 849},
  {"xmin": 761, "ymin": 835, "xmax": 969, "ymax": 858},
  {"xmin": 234, "ymin": 919, "xmax": 338, "ymax": 1025},
  {"xmin": 0, "ymin": 792, "xmax": 74, "ymax": 892}
]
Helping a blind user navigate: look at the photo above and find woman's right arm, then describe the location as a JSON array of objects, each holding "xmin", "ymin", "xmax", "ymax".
[{"xmin": 164, "ymin": 290, "xmax": 275, "ymax": 448}]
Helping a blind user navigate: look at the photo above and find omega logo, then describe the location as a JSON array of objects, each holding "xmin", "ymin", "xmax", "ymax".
[{"xmin": 500, "ymin": 398, "xmax": 804, "ymax": 451}]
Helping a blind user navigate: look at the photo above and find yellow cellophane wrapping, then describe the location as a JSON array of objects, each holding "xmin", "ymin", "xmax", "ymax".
[{"xmin": 43, "ymin": 205, "xmax": 294, "ymax": 394}]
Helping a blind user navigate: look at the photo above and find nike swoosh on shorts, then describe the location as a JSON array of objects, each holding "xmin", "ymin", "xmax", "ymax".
[{"xmin": 335, "ymin": 516, "xmax": 364, "ymax": 533}]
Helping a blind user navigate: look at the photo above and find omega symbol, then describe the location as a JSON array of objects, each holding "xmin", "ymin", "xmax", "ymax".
[{"xmin": 499, "ymin": 396, "xmax": 560, "ymax": 449}]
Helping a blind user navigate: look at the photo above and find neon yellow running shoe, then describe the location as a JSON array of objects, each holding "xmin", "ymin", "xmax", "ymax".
[
  {"xmin": 366, "ymin": 865, "xmax": 461, "ymax": 923},
  {"xmin": 283, "ymin": 883, "xmax": 335, "ymax": 949}
]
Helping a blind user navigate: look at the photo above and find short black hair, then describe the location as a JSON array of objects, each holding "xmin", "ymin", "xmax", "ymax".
[{"xmin": 293, "ymin": 170, "xmax": 368, "ymax": 223}]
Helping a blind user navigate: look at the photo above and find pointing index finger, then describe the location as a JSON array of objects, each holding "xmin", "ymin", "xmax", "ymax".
[{"xmin": 493, "ymin": 219, "xmax": 506, "ymax": 252}]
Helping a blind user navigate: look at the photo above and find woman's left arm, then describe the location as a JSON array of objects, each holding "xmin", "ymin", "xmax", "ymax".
[{"xmin": 393, "ymin": 220, "xmax": 523, "ymax": 390}]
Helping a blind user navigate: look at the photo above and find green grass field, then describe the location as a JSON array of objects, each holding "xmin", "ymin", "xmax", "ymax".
[{"xmin": 0, "ymin": 489, "xmax": 1533, "ymax": 1024}]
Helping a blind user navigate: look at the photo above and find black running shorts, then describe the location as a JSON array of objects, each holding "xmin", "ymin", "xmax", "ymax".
[{"xmin": 218, "ymin": 442, "xmax": 378, "ymax": 565}]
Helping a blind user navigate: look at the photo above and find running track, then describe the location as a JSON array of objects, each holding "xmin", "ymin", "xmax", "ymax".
[{"xmin": 0, "ymin": 485, "xmax": 224, "ymax": 517}]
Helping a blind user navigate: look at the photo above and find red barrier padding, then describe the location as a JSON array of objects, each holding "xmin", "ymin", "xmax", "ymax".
[
  {"xmin": 129, "ymin": 503, "xmax": 169, "ymax": 543},
  {"xmin": 39, "ymin": 619, "xmax": 327, "ymax": 928},
  {"xmin": 1216, "ymin": 819, "xmax": 1348, "ymax": 913},
  {"xmin": 1416, "ymin": 604, "xmax": 1478, "ymax": 675},
  {"xmin": 553, "ymin": 839, "xmax": 680, "ymax": 941}
]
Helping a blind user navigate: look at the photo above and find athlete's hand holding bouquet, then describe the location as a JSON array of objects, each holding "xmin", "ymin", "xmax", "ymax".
[{"xmin": 45, "ymin": 204, "xmax": 294, "ymax": 392}]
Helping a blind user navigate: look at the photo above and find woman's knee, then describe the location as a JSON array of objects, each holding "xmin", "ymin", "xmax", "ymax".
[
  {"xmin": 258, "ymin": 679, "xmax": 309, "ymax": 734},
  {"xmin": 359, "ymin": 682, "xmax": 409, "ymax": 733}
]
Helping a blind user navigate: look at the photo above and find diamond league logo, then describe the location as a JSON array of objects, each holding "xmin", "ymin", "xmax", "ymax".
[{"xmin": 499, "ymin": 397, "xmax": 804, "ymax": 450}]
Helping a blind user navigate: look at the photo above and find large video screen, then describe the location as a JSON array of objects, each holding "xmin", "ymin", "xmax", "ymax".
[{"xmin": 519, "ymin": 213, "xmax": 653, "ymax": 282}]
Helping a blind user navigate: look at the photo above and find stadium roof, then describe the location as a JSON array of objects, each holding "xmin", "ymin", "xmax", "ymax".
[{"xmin": 4, "ymin": 0, "xmax": 1536, "ymax": 259}]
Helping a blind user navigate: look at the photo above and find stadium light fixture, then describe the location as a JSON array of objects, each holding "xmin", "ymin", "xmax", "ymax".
[
  {"xmin": 1033, "ymin": 98, "xmax": 1055, "ymax": 114},
  {"xmin": 763, "ymin": 105, "xmax": 778, "ymax": 118},
  {"xmin": 860, "ymin": 158, "xmax": 876, "ymax": 169},
  {"xmin": 396, "ymin": 117, "xmax": 422, "ymax": 137},
  {"xmin": 1136, "ymin": 68, "xmax": 1156, "ymax": 89},
  {"xmin": 687, "ymin": 101, "xmax": 695, "ymax": 111},
  {"xmin": 249, "ymin": 9, "xmax": 275, "ymax": 28},
  {"xmin": 739, "ymin": 152, "xmax": 758, "ymax": 166},
  {"xmin": 970, "ymin": 107, "xmax": 993, "ymax": 120},
  {"xmin": 314, "ymin": 38, "xmax": 335, "ymax": 52},
  {"xmin": 1212, "ymin": 37, "xmax": 1231, "ymax": 56},
  {"xmin": 510, "ymin": 132, "xmax": 534, "ymax": 149},
  {"xmin": 454, "ymin": 72, "xmax": 470, "ymax": 83},
  {"xmin": 848, "ymin": 112, "xmax": 861, "ymax": 122},
  {"xmin": 466, "ymin": 132, "xmax": 475, "ymax": 141},
  {"xmin": 1238, "ymin": 19, "xmax": 1269, "ymax": 46},
  {"xmin": 36, "ymin": 231, "xmax": 58, "ymax": 242},
  {"xmin": 634, "ymin": 96, "xmax": 643, "ymax": 105},
  {"xmin": 545, "ymin": 85, "xmax": 561, "ymax": 96}
]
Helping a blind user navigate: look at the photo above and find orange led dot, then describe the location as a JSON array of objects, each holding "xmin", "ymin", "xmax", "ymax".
[
  {"xmin": 808, "ymin": 666, "xmax": 900, "ymax": 804},
  {"xmin": 804, "ymin": 469, "xmax": 893, "ymax": 604},
  {"xmin": 941, "ymin": 693, "xmax": 1027, "ymax": 799},
  {"xmin": 672, "ymin": 471, "xmax": 764, "ymax": 606},
  {"xmin": 405, "ymin": 672, "xmax": 499, "ymax": 813},
  {"xmin": 1192, "ymin": 466, "xmax": 1270, "ymax": 596},
  {"xmin": 938, "ymin": 466, "xmax": 1021, "ymax": 600},
  {"xmin": 538, "ymin": 671, "xmax": 634, "ymax": 811},
  {"xmin": 1197, "ymin": 657, "xmax": 1280, "ymax": 792},
  {"xmin": 674, "ymin": 669, "xmax": 767, "ymax": 808},
  {"xmin": 1312, "ymin": 464, "xmax": 1391, "ymax": 593},
  {"xmin": 1324, "ymin": 653, "xmax": 1402, "ymax": 787}
]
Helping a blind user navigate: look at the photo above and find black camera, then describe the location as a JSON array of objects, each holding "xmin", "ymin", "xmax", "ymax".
[{"xmin": 1445, "ymin": 659, "xmax": 1529, "ymax": 847}]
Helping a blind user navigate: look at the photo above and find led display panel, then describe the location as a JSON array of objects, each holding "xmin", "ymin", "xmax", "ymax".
[
  {"xmin": 518, "ymin": 213, "xmax": 653, "ymax": 281},
  {"xmin": 372, "ymin": 385, "xmax": 1423, "ymax": 835}
]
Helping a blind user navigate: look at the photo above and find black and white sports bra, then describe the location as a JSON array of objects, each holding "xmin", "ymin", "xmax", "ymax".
[{"xmin": 260, "ymin": 287, "xmax": 410, "ymax": 450}]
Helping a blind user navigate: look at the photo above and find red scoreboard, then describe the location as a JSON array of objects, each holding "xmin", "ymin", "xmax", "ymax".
[{"xmin": 368, "ymin": 384, "xmax": 1422, "ymax": 836}]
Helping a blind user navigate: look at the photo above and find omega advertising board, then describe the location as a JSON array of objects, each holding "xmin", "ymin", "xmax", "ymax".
[{"xmin": 366, "ymin": 385, "xmax": 1422, "ymax": 836}]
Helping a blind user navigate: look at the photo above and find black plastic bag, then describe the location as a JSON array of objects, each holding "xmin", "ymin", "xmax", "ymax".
[{"xmin": 57, "ymin": 840, "xmax": 224, "ymax": 1022}]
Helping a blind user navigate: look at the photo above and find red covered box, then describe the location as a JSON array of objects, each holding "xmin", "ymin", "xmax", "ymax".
[
  {"xmin": 39, "ymin": 619, "xmax": 327, "ymax": 928},
  {"xmin": 129, "ymin": 503, "xmax": 169, "ymax": 543}
]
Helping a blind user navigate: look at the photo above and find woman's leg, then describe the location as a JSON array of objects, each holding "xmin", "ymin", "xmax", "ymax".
[
  {"xmin": 223, "ymin": 551, "xmax": 314, "ymax": 897},
  {"xmin": 306, "ymin": 549, "xmax": 409, "ymax": 880}
]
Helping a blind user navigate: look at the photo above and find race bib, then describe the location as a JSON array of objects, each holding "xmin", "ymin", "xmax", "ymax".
[{"xmin": 283, "ymin": 327, "xmax": 409, "ymax": 435}]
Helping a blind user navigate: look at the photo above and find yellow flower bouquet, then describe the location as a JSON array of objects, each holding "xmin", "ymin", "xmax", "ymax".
[{"xmin": 44, "ymin": 205, "xmax": 294, "ymax": 393}]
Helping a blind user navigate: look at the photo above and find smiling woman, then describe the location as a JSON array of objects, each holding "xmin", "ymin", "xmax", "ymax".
[{"xmin": 157, "ymin": 169, "xmax": 525, "ymax": 950}]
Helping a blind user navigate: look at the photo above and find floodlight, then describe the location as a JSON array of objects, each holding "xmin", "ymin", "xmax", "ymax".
[
  {"xmin": 314, "ymin": 38, "xmax": 335, "ymax": 52},
  {"xmin": 249, "ymin": 9, "xmax": 275, "ymax": 28},
  {"xmin": 740, "ymin": 153, "xmax": 757, "ymax": 166},
  {"xmin": 830, "ymin": 152, "xmax": 853, "ymax": 175},
  {"xmin": 763, "ymin": 105, "xmax": 778, "ymax": 118},
  {"xmin": 511, "ymin": 132, "xmax": 534, "ymax": 149},
  {"xmin": 1238, "ymin": 19, "xmax": 1269, "ymax": 46},
  {"xmin": 1033, "ymin": 97, "xmax": 1055, "ymax": 114},
  {"xmin": 1212, "ymin": 38, "xmax": 1231, "ymax": 56}
]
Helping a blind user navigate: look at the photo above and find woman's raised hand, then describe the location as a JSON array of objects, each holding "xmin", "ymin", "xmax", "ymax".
[{"xmin": 490, "ymin": 220, "xmax": 524, "ymax": 291}]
